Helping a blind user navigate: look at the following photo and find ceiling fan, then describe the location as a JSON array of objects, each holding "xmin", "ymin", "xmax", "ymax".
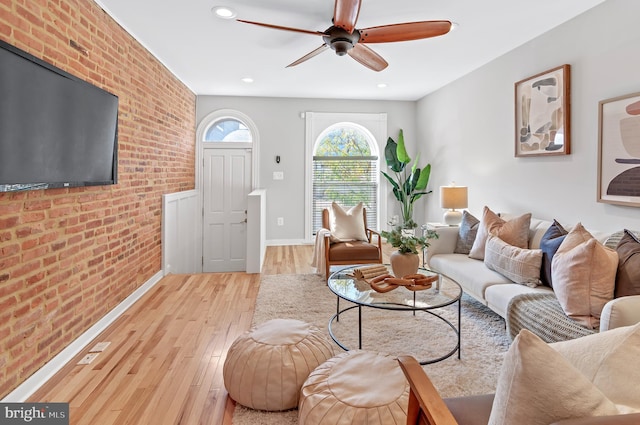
[{"xmin": 237, "ymin": 0, "xmax": 452, "ymax": 72}]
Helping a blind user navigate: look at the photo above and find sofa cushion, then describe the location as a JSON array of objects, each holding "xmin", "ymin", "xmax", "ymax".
[
  {"xmin": 454, "ymin": 211, "xmax": 480, "ymax": 254},
  {"xmin": 550, "ymin": 323, "xmax": 640, "ymax": 411},
  {"xmin": 539, "ymin": 220, "xmax": 569, "ymax": 288},
  {"xmin": 429, "ymin": 253, "xmax": 512, "ymax": 302},
  {"xmin": 329, "ymin": 202, "xmax": 368, "ymax": 242},
  {"xmin": 484, "ymin": 235, "xmax": 542, "ymax": 287},
  {"xmin": 488, "ymin": 330, "xmax": 622, "ymax": 425},
  {"xmin": 485, "ymin": 281, "xmax": 552, "ymax": 319},
  {"xmin": 614, "ymin": 229, "xmax": 640, "ymax": 298},
  {"xmin": 552, "ymin": 223, "xmax": 618, "ymax": 329},
  {"xmin": 469, "ymin": 206, "xmax": 531, "ymax": 260},
  {"xmin": 328, "ymin": 240, "xmax": 380, "ymax": 261}
]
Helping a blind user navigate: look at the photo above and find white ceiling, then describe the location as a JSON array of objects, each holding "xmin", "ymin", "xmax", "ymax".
[{"xmin": 95, "ymin": 0, "xmax": 605, "ymax": 101}]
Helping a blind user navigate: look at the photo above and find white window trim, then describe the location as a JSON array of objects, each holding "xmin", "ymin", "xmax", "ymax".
[
  {"xmin": 195, "ymin": 109, "xmax": 260, "ymax": 191},
  {"xmin": 304, "ymin": 112, "xmax": 387, "ymax": 242}
]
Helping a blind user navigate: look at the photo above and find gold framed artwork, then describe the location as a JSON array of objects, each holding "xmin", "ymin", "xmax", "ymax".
[
  {"xmin": 598, "ymin": 91, "xmax": 640, "ymax": 207},
  {"xmin": 515, "ymin": 64, "xmax": 571, "ymax": 157}
]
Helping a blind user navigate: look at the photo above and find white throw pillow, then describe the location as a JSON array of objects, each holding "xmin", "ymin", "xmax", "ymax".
[
  {"xmin": 484, "ymin": 234, "xmax": 542, "ymax": 287},
  {"xmin": 550, "ymin": 323, "xmax": 640, "ymax": 410},
  {"xmin": 488, "ymin": 329, "xmax": 621, "ymax": 425},
  {"xmin": 329, "ymin": 202, "xmax": 368, "ymax": 242}
]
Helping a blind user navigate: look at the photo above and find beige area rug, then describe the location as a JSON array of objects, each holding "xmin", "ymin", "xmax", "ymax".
[{"xmin": 232, "ymin": 273, "xmax": 510, "ymax": 425}]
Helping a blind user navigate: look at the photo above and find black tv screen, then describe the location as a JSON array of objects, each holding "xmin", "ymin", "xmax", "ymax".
[{"xmin": 0, "ymin": 39, "xmax": 118, "ymax": 192}]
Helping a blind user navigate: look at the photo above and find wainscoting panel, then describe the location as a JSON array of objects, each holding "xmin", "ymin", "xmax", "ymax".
[
  {"xmin": 246, "ymin": 189, "xmax": 266, "ymax": 273},
  {"xmin": 162, "ymin": 190, "xmax": 199, "ymax": 274}
]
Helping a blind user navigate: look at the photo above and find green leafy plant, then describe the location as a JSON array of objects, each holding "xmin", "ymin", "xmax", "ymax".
[
  {"xmin": 381, "ymin": 226, "xmax": 438, "ymax": 255},
  {"xmin": 381, "ymin": 129, "xmax": 432, "ymax": 229}
]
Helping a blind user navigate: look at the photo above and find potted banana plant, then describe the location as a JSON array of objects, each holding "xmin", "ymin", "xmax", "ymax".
[{"xmin": 381, "ymin": 129, "xmax": 432, "ymax": 230}]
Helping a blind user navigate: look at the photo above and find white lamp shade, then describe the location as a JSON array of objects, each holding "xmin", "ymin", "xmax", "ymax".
[
  {"xmin": 440, "ymin": 185, "xmax": 468, "ymax": 225},
  {"xmin": 440, "ymin": 186, "xmax": 468, "ymax": 209}
]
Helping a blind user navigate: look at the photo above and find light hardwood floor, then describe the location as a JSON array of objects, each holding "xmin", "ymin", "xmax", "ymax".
[{"xmin": 29, "ymin": 244, "xmax": 393, "ymax": 424}]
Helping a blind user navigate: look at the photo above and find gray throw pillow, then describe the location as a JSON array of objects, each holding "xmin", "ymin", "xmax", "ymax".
[
  {"xmin": 454, "ymin": 211, "xmax": 480, "ymax": 254},
  {"xmin": 614, "ymin": 229, "xmax": 640, "ymax": 298}
]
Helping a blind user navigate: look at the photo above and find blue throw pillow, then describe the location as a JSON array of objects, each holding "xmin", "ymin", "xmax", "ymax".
[{"xmin": 540, "ymin": 220, "xmax": 568, "ymax": 287}]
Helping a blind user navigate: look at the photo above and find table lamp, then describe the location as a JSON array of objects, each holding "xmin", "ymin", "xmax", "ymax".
[{"xmin": 440, "ymin": 184, "xmax": 468, "ymax": 226}]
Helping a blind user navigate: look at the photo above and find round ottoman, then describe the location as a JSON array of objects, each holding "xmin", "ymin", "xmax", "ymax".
[
  {"xmin": 299, "ymin": 350, "xmax": 409, "ymax": 424},
  {"xmin": 223, "ymin": 318, "xmax": 335, "ymax": 411}
]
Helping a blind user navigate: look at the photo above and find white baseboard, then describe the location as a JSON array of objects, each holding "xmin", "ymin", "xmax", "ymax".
[
  {"xmin": 2, "ymin": 270, "xmax": 164, "ymax": 402},
  {"xmin": 267, "ymin": 238, "xmax": 312, "ymax": 246}
]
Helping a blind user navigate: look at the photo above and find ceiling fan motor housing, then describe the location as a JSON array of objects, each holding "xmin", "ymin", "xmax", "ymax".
[{"xmin": 323, "ymin": 26, "xmax": 360, "ymax": 56}]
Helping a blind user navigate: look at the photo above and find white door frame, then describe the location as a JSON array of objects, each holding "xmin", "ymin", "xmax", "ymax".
[{"xmin": 195, "ymin": 109, "xmax": 260, "ymax": 272}]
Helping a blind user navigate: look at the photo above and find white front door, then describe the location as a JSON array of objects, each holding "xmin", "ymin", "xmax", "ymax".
[{"xmin": 202, "ymin": 148, "xmax": 252, "ymax": 272}]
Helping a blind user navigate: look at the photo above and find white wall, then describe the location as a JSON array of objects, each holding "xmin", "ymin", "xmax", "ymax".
[
  {"xmin": 417, "ymin": 0, "xmax": 640, "ymax": 234},
  {"xmin": 196, "ymin": 96, "xmax": 417, "ymax": 243}
]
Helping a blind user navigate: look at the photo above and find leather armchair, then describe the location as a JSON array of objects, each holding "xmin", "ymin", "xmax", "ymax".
[
  {"xmin": 322, "ymin": 207, "xmax": 382, "ymax": 278},
  {"xmin": 397, "ymin": 356, "xmax": 640, "ymax": 425}
]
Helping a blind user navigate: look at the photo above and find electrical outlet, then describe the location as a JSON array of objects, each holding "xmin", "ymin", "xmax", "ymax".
[
  {"xmin": 277, "ymin": 217, "xmax": 284, "ymax": 226},
  {"xmin": 77, "ymin": 352, "xmax": 100, "ymax": 365},
  {"xmin": 273, "ymin": 171, "xmax": 284, "ymax": 180}
]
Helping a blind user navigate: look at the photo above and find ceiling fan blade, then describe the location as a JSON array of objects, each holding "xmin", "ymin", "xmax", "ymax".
[
  {"xmin": 333, "ymin": 0, "xmax": 361, "ymax": 33},
  {"xmin": 237, "ymin": 19, "xmax": 325, "ymax": 36},
  {"xmin": 347, "ymin": 44, "xmax": 388, "ymax": 72},
  {"xmin": 287, "ymin": 44, "xmax": 329, "ymax": 68},
  {"xmin": 360, "ymin": 20, "xmax": 452, "ymax": 43}
]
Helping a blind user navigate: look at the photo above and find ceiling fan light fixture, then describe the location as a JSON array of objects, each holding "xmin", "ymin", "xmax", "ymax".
[
  {"xmin": 212, "ymin": 6, "xmax": 236, "ymax": 19},
  {"xmin": 332, "ymin": 39, "xmax": 353, "ymax": 55}
]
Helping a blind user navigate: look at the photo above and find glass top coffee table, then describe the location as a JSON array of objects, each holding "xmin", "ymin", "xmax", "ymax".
[{"xmin": 327, "ymin": 265, "xmax": 462, "ymax": 364}]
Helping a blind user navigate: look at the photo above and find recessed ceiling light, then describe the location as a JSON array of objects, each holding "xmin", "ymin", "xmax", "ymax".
[
  {"xmin": 377, "ymin": 83, "xmax": 388, "ymax": 88},
  {"xmin": 212, "ymin": 6, "xmax": 236, "ymax": 19},
  {"xmin": 241, "ymin": 77, "xmax": 254, "ymax": 83}
]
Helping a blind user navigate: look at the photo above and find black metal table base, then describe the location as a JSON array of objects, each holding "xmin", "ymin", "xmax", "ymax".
[{"xmin": 328, "ymin": 297, "xmax": 461, "ymax": 365}]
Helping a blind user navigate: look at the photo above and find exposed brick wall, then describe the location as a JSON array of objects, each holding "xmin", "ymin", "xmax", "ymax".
[{"xmin": 0, "ymin": 0, "xmax": 196, "ymax": 397}]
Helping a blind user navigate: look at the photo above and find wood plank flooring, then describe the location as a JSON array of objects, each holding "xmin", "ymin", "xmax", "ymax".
[{"xmin": 29, "ymin": 244, "xmax": 392, "ymax": 424}]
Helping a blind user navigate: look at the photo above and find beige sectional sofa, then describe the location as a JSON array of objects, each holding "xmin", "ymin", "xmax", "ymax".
[{"xmin": 425, "ymin": 212, "xmax": 640, "ymax": 341}]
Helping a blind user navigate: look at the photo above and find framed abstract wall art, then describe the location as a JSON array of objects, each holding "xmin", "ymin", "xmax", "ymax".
[
  {"xmin": 598, "ymin": 91, "xmax": 640, "ymax": 207},
  {"xmin": 515, "ymin": 64, "xmax": 571, "ymax": 157}
]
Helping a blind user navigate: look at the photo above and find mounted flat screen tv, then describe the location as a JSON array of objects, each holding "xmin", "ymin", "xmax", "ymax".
[{"xmin": 0, "ymin": 39, "xmax": 118, "ymax": 192}]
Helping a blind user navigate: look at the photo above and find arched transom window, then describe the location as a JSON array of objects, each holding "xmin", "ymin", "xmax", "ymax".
[
  {"xmin": 312, "ymin": 123, "xmax": 379, "ymax": 232},
  {"xmin": 203, "ymin": 118, "xmax": 252, "ymax": 142}
]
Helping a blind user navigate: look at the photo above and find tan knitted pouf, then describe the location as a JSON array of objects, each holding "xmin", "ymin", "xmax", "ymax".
[
  {"xmin": 299, "ymin": 350, "xmax": 409, "ymax": 424},
  {"xmin": 223, "ymin": 318, "xmax": 335, "ymax": 411}
]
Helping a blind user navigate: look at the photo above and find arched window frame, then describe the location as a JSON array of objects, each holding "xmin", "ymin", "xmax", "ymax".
[
  {"xmin": 311, "ymin": 122, "xmax": 380, "ymax": 234},
  {"xmin": 203, "ymin": 117, "xmax": 252, "ymax": 143},
  {"xmin": 304, "ymin": 112, "xmax": 387, "ymax": 241}
]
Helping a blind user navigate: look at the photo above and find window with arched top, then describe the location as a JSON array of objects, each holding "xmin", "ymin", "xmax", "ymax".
[
  {"xmin": 203, "ymin": 118, "xmax": 252, "ymax": 142},
  {"xmin": 312, "ymin": 123, "xmax": 379, "ymax": 232}
]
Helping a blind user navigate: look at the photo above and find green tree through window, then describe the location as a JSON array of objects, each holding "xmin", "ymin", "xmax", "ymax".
[
  {"xmin": 315, "ymin": 128, "xmax": 371, "ymax": 156},
  {"xmin": 313, "ymin": 125, "xmax": 378, "ymax": 232}
]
